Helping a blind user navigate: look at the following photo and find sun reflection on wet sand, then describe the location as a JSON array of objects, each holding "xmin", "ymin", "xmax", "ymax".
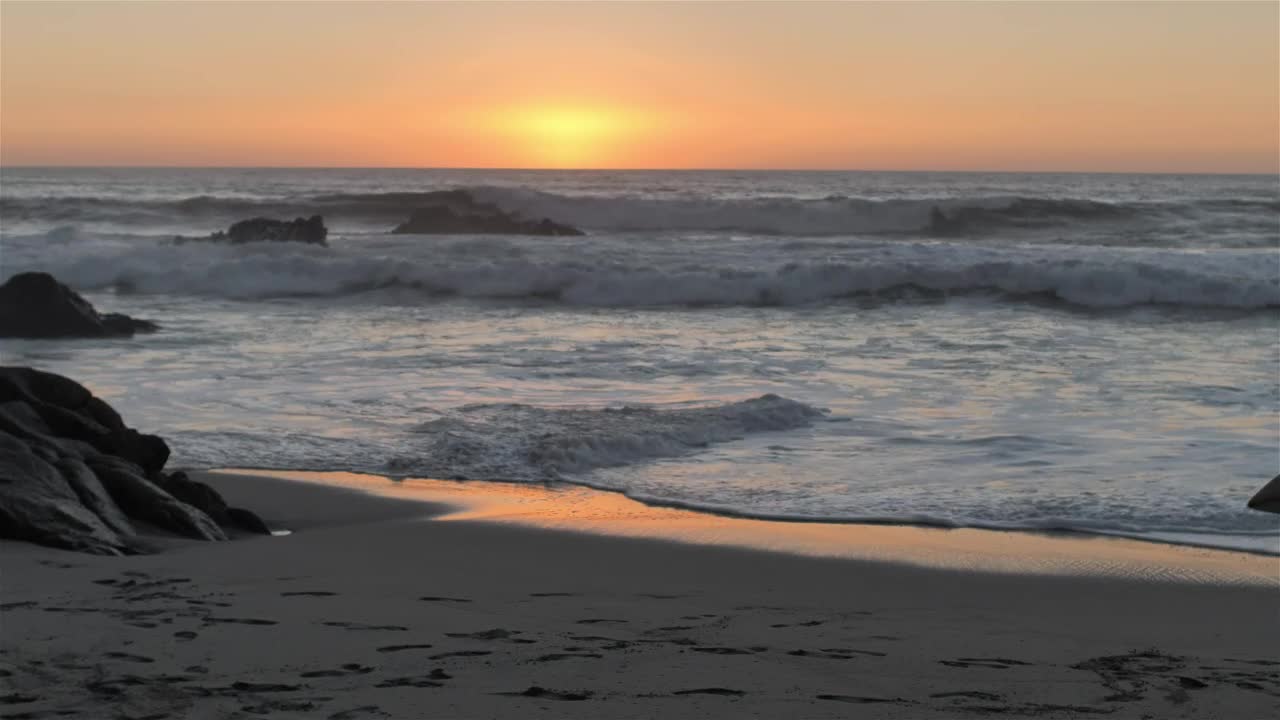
[{"xmin": 222, "ymin": 469, "xmax": 1277, "ymax": 587}]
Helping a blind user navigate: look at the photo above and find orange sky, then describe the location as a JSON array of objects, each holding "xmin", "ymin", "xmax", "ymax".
[{"xmin": 2, "ymin": 1, "xmax": 1277, "ymax": 172}]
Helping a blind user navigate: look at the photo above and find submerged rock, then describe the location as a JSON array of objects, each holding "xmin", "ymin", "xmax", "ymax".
[
  {"xmin": 0, "ymin": 272, "xmax": 158, "ymax": 339},
  {"xmin": 1246, "ymin": 475, "xmax": 1280, "ymax": 514},
  {"xmin": 180, "ymin": 215, "xmax": 328, "ymax": 246},
  {"xmin": 0, "ymin": 367, "xmax": 270, "ymax": 554},
  {"xmin": 391, "ymin": 190, "xmax": 583, "ymax": 236}
]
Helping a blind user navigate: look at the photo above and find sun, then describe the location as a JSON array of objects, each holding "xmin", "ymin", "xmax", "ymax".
[{"xmin": 485, "ymin": 105, "xmax": 642, "ymax": 168}]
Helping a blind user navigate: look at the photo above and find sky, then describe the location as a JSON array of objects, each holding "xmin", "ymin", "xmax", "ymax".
[{"xmin": 2, "ymin": 1, "xmax": 1277, "ymax": 173}]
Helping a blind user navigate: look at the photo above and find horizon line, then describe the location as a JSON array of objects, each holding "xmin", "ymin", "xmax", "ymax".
[{"xmin": 2, "ymin": 164, "xmax": 1276, "ymax": 178}]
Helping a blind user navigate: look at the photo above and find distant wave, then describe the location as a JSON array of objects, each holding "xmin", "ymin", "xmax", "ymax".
[
  {"xmin": 4, "ymin": 187, "xmax": 1278, "ymax": 241},
  {"xmin": 4, "ymin": 228, "xmax": 1277, "ymax": 310}
]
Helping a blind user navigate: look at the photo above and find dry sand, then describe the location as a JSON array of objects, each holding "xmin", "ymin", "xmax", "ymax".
[{"xmin": 2, "ymin": 470, "xmax": 1277, "ymax": 719}]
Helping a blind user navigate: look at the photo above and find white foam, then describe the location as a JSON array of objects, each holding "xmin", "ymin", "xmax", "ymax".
[{"xmin": 4, "ymin": 228, "xmax": 1276, "ymax": 310}]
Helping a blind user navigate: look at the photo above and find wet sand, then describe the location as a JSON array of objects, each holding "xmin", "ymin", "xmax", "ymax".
[{"xmin": 2, "ymin": 470, "xmax": 1277, "ymax": 719}]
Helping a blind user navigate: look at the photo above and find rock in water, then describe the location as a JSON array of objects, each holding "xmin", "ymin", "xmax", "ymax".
[
  {"xmin": 179, "ymin": 215, "xmax": 329, "ymax": 246},
  {"xmin": 0, "ymin": 367, "xmax": 270, "ymax": 554},
  {"xmin": 0, "ymin": 272, "xmax": 158, "ymax": 339},
  {"xmin": 1246, "ymin": 475, "xmax": 1280, "ymax": 514},
  {"xmin": 224, "ymin": 215, "xmax": 328, "ymax": 245},
  {"xmin": 391, "ymin": 190, "xmax": 583, "ymax": 236}
]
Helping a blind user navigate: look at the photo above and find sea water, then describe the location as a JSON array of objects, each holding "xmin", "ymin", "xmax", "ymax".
[{"xmin": 2, "ymin": 167, "xmax": 1277, "ymax": 552}]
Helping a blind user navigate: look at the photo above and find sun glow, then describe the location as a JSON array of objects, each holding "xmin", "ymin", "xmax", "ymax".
[{"xmin": 486, "ymin": 105, "xmax": 653, "ymax": 168}]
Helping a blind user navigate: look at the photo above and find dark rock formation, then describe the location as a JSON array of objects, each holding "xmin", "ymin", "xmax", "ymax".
[
  {"xmin": 391, "ymin": 190, "xmax": 583, "ymax": 236},
  {"xmin": 1246, "ymin": 475, "xmax": 1280, "ymax": 514},
  {"xmin": 0, "ymin": 272, "xmax": 158, "ymax": 339},
  {"xmin": 0, "ymin": 367, "xmax": 270, "ymax": 554},
  {"xmin": 178, "ymin": 215, "xmax": 328, "ymax": 246}
]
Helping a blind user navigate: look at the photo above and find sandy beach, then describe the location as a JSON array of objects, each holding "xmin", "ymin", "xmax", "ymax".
[{"xmin": 3, "ymin": 470, "xmax": 1277, "ymax": 719}]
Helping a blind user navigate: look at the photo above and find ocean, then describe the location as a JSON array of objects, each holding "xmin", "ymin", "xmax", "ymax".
[{"xmin": 1, "ymin": 167, "xmax": 1277, "ymax": 553}]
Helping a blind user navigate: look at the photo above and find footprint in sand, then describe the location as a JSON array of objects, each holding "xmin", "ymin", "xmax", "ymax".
[
  {"xmin": 301, "ymin": 664, "xmax": 374, "ymax": 678},
  {"xmin": 242, "ymin": 699, "xmax": 319, "ymax": 714},
  {"xmin": 498, "ymin": 686, "xmax": 593, "ymax": 701},
  {"xmin": 691, "ymin": 647, "xmax": 757, "ymax": 655},
  {"xmin": 789, "ymin": 648, "xmax": 887, "ymax": 660},
  {"xmin": 186, "ymin": 599, "xmax": 234, "ymax": 608},
  {"xmin": 535, "ymin": 653, "xmax": 603, "ymax": 662},
  {"xmin": 673, "ymin": 688, "xmax": 746, "ymax": 697},
  {"xmin": 103, "ymin": 651, "xmax": 155, "ymax": 663},
  {"xmin": 575, "ymin": 618, "xmax": 627, "ymax": 625},
  {"xmin": 327, "ymin": 706, "xmax": 389, "ymax": 719},
  {"xmin": 931, "ymin": 690, "xmax": 1004, "ymax": 701},
  {"xmin": 231, "ymin": 681, "xmax": 305, "ymax": 692},
  {"xmin": 321, "ymin": 621, "xmax": 408, "ymax": 631},
  {"xmin": 817, "ymin": 694, "xmax": 907, "ymax": 704},
  {"xmin": 173, "ymin": 631, "xmax": 199, "ymax": 640},
  {"xmin": 941, "ymin": 657, "xmax": 1032, "ymax": 670},
  {"xmin": 446, "ymin": 629, "xmax": 521, "ymax": 640},
  {"xmin": 204, "ymin": 617, "xmax": 278, "ymax": 626},
  {"xmin": 376, "ymin": 644, "xmax": 434, "ymax": 653},
  {"xmin": 566, "ymin": 635, "xmax": 633, "ymax": 650},
  {"xmin": 375, "ymin": 676, "xmax": 444, "ymax": 689},
  {"xmin": 771, "ymin": 619, "xmax": 826, "ymax": 628},
  {"xmin": 417, "ymin": 596, "xmax": 471, "ymax": 603}
]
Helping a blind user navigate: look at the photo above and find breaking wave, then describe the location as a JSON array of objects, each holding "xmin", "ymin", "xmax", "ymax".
[{"xmin": 4, "ymin": 229, "xmax": 1277, "ymax": 310}]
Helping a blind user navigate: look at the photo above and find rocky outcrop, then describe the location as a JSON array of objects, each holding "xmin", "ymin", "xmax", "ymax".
[
  {"xmin": 0, "ymin": 273, "xmax": 158, "ymax": 339},
  {"xmin": 391, "ymin": 190, "xmax": 583, "ymax": 236},
  {"xmin": 1246, "ymin": 475, "xmax": 1280, "ymax": 513},
  {"xmin": 179, "ymin": 215, "xmax": 328, "ymax": 246},
  {"xmin": 0, "ymin": 367, "xmax": 270, "ymax": 554}
]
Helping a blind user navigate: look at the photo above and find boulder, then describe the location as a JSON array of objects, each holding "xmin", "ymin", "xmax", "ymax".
[
  {"xmin": 1246, "ymin": 475, "xmax": 1280, "ymax": 513},
  {"xmin": 180, "ymin": 215, "xmax": 328, "ymax": 246},
  {"xmin": 0, "ymin": 367, "xmax": 270, "ymax": 554},
  {"xmin": 0, "ymin": 272, "xmax": 158, "ymax": 339},
  {"xmin": 0, "ymin": 367, "xmax": 169, "ymax": 475},
  {"xmin": 86, "ymin": 456, "xmax": 227, "ymax": 542},
  {"xmin": 0, "ymin": 436, "xmax": 126, "ymax": 555},
  {"xmin": 159, "ymin": 470, "xmax": 269, "ymax": 535},
  {"xmin": 391, "ymin": 190, "xmax": 583, "ymax": 236}
]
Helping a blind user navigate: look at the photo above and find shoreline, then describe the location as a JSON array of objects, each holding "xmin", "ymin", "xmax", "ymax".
[
  {"xmin": 212, "ymin": 468, "xmax": 1280, "ymax": 585},
  {"xmin": 212, "ymin": 466, "xmax": 1280, "ymax": 558},
  {"xmin": 3, "ymin": 469, "xmax": 1277, "ymax": 717}
]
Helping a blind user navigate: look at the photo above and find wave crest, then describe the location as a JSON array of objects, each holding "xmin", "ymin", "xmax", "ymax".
[{"xmin": 4, "ymin": 230, "xmax": 1275, "ymax": 310}]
